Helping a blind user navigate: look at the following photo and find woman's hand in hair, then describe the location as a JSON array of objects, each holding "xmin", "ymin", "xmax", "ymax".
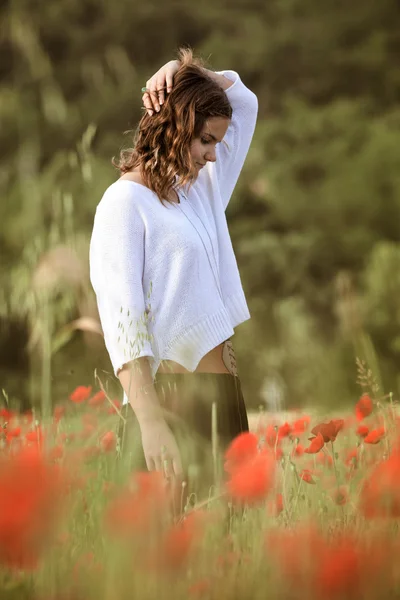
[{"xmin": 142, "ymin": 60, "xmax": 181, "ymax": 116}]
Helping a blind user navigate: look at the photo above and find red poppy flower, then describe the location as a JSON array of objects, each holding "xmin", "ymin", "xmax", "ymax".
[
  {"xmin": 291, "ymin": 415, "xmax": 311, "ymax": 436},
  {"xmin": 53, "ymin": 405, "xmax": 66, "ymax": 423},
  {"xmin": 150, "ymin": 512, "xmax": 204, "ymax": 572},
  {"xmin": 360, "ymin": 451, "xmax": 400, "ymax": 518},
  {"xmin": 7, "ymin": 427, "xmax": 21, "ymax": 438},
  {"xmin": 226, "ymin": 449, "xmax": 276, "ymax": 505},
  {"xmin": 104, "ymin": 471, "xmax": 169, "ymax": 537},
  {"xmin": 100, "ymin": 431, "xmax": 116, "ymax": 453},
  {"xmin": 316, "ymin": 539, "xmax": 362, "ymax": 597},
  {"xmin": 355, "ymin": 394, "xmax": 373, "ymax": 422},
  {"xmin": 25, "ymin": 427, "xmax": 44, "ymax": 446},
  {"xmin": 105, "ymin": 492, "xmax": 151, "ymax": 537},
  {"xmin": 266, "ymin": 523, "xmax": 324, "ymax": 586},
  {"xmin": 364, "ymin": 426, "xmax": 385, "ymax": 444},
  {"xmin": 292, "ymin": 443, "xmax": 305, "ymax": 457},
  {"xmin": 0, "ymin": 446, "xmax": 67, "ymax": 570},
  {"xmin": 224, "ymin": 432, "xmax": 258, "ymax": 474},
  {"xmin": 278, "ymin": 422, "xmax": 292, "ymax": 439},
  {"xmin": 300, "ymin": 469, "xmax": 316, "ymax": 484},
  {"xmin": 79, "ymin": 424, "xmax": 96, "ymax": 440},
  {"xmin": 70, "ymin": 386, "xmax": 92, "ymax": 404},
  {"xmin": 5, "ymin": 430, "xmax": 22, "ymax": 447},
  {"xmin": 356, "ymin": 424, "xmax": 369, "ymax": 438},
  {"xmin": 304, "ymin": 432, "xmax": 325, "ymax": 454},
  {"xmin": 88, "ymin": 391, "xmax": 106, "ymax": 407},
  {"xmin": 0, "ymin": 408, "xmax": 14, "ymax": 422},
  {"xmin": 107, "ymin": 399, "xmax": 121, "ymax": 414},
  {"xmin": 311, "ymin": 419, "xmax": 344, "ymax": 443}
]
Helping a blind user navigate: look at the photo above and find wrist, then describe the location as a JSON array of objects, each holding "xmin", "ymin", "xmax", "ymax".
[
  {"xmin": 202, "ymin": 68, "xmax": 234, "ymax": 91},
  {"xmin": 137, "ymin": 411, "xmax": 166, "ymax": 429},
  {"xmin": 169, "ymin": 59, "xmax": 181, "ymax": 71}
]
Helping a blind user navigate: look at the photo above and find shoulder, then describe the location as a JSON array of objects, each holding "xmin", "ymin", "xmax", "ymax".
[
  {"xmin": 96, "ymin": 180, "xmax": 151, "ymax": 217},
  {"xmin": 92, "ymin": 181, "xmax": 153, "ymax": 240}
]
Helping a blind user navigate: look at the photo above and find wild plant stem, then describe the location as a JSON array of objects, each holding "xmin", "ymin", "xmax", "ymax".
[
  {"xmin": 331, "ymin": 441, "xmax": 340, "ymax": 485},
  {"xmin": 41, "ymin": 297, "xmax": 52, "ymax": 422}
]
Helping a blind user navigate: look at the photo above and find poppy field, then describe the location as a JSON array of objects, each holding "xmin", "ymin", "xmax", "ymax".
[{"xmin": 1, "ymin": 377, "xmax": 400, "ymax": 600}]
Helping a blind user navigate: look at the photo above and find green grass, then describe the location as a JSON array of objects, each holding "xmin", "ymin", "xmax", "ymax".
[{"xmin": 1, "ymin": 382, "xmax": 399, "ymax": 600}]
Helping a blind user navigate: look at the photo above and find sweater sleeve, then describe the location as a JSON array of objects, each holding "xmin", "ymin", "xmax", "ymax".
[
  {"xmin": 213, "ymin": 70, "xmax": 258, "ymax": 210},
  {"xmin": 89, "ymin": 186, "xmax": 154, "ymax": 377}
]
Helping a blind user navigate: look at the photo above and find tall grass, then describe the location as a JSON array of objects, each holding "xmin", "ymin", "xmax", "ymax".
[{"xmin": 0, "ymin": 360, "xmax": 399, "ymax": 599}]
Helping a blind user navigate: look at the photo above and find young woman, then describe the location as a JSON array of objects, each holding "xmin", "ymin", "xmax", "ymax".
[{"xmin": 89, "ymin": 47, "xmax": 258, "ymax": 507}]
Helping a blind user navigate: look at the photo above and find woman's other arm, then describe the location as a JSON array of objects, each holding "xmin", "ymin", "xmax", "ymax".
[
  {"xmin": 118, "ymin": 357, "xmax": 163, "ymax": 423},
  {"xmin": 89, "ymin": 188, "xmax": 182, "ymax": 477},
  {"xmin": 118, "ymin": 357, "xmax": 182, "ymax": 476}
]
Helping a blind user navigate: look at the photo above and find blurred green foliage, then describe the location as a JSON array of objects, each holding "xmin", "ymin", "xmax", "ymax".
[{"xmin": 1, "ymin": 0, "xmax": 399, "ymax": 411}]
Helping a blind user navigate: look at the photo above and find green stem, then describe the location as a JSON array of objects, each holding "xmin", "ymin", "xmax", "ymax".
[
  {"xmin": 288, "ymin": 476, "xmax": 303, "ymax": 522},
  {"xmin": 41, "ymin": 297, "xmax": 52, "ymax": 423},
  {"xmin": 331, "ymin": 441, "xmax": 340, "ymax": 485}
]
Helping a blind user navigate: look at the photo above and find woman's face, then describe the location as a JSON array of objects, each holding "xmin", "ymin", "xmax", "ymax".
[{"xmin": 190, "ymin": 117, "xmax": 230, "ymax": 174}]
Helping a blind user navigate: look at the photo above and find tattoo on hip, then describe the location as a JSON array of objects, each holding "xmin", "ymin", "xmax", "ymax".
[{"xmin": 222, "ymin": 338, "xmax": 238, "ymax": 377}]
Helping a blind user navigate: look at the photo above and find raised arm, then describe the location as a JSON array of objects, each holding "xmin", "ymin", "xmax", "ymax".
[
  {"xmin": 201, "ymin": 69, "xmax": 235, "ymax": 91},
  {"xmin": 212, "ymin": 70, "xmax": 258, "ymax": 210},
  {"xmin": 140, "ymin": 55, "xmax": 258, "ymax": 210}
]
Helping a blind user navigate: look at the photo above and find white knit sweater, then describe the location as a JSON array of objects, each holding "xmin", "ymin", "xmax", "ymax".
[{"xmin": 89, "ymin": 70, "xmax": 258, "ymax": 402}]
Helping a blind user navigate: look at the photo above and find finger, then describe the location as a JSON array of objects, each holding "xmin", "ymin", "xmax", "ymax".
[
  {"xmin": 166, "ymin": 71, "xmax": 174, "ymax": 94},
  {"xmin": 145, "ymin": 456, "xmax": 156, "ymax": 471},
  {"xmin": 155, "ymin": 78, "xmax": 165, "ymax": 106},
  {"xmin": 142, "ymin": 90, "xmax": 153, "ymax": 110},
  {"xmin": 160, "ymin": 445, "xmax": 172, "ymax": 478},
  {"xmin": 172, "ymin": 457, "xmax": 183, "ymax": 478},
  {"xmin": 163, "ymin": 457, "xmax": 174, "ymax": 480},
  {"xmin": 145, "ymin": 78, "xmax": 159, "ymax": 113},
  {"xmin": 147, "ymin": 88, "xmax": 160, "ymax": 113},
  {"xmin": 142, "ymin": 93, "xmax": 154, "ymax": 116},
  {"xmin": 154, "ymin": 456, "xmax": 163, "ymax": 472}
]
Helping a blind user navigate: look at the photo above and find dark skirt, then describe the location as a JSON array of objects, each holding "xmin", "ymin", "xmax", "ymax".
[{"xmin": 117, "ymin": 372, "xmax": 249, "ymax": 504}]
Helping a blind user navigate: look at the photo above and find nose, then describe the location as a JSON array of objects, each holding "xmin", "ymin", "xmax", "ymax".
[{"xmin": 205, "ymin": 148, "xmax": 217, "ymax": 163}]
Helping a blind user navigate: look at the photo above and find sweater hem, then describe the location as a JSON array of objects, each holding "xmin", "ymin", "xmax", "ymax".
[{"xmin": 121, "ymin": 295, "xmax": 250, "ymax": 405}]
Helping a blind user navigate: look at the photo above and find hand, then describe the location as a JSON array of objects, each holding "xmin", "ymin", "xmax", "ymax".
[
  {"xmin": 140, "ymin": 417, "xmax": 183, "ymax": 479},
  {"xmin": 142, "ymin": 59, "xmax": 181, "ymax": 116}
]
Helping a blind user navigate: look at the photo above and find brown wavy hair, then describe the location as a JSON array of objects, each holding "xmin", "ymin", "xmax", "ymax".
[{"xmin": 112, "ymin": 47, "xmax": 233, "ymax": 207}]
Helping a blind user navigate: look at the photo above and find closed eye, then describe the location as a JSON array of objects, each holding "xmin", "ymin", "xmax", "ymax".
[{"xmin": 201, "ymin": 137, "xmax": 219, "ymax": 145}]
